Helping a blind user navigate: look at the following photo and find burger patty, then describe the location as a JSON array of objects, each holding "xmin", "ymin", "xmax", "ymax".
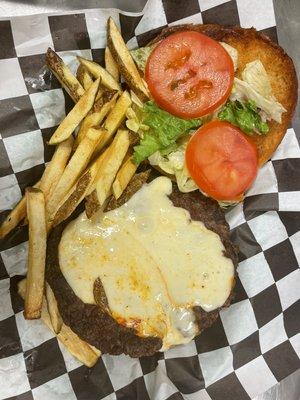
[{"xmin": 46, "ymin": 184, "xmax": 238, "ymax": 357}]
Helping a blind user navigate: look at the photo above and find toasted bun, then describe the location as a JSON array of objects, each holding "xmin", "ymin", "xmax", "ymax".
[{"xmin": 148, "ymin": 24, "xmax": 298, "ymax": 165}]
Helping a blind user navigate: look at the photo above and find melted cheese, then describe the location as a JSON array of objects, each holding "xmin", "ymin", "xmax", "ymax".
[{"xmin": 59, "ymin": 177, "xmax": 234, "ymax": 350}]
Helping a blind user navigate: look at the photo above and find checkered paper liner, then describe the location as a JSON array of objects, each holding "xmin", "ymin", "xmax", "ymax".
[{"xmin": 0, "ymin": 0, "xmax": 299, "ymax": 399}]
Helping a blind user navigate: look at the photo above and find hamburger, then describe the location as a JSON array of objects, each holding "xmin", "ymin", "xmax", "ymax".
[
  {"xmin": 0, "ymin": 17, "xmax": 296, "ymax": 364},
  {"xmin": 45, "ymin": 20, "xmax": 296, "ymax": 357}
]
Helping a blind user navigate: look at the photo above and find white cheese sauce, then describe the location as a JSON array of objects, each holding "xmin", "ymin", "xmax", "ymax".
[{"xmin": 59, "ymin": 177, "xmax": 234, "ymax": 350}]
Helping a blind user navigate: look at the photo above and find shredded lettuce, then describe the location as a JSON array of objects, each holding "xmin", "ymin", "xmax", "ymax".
[
  {"xmin": 126, "ymin": 106, "xmax": 149, "ymax": 134},
  {"xmin": 130, "ymin": 45, "xmax": 155, "ymax": 72},
  {"xmin": 218, "ymin": 100, "xmax": 269, "ymax": 135},
  {"xmin": 133, "ymin": 101, "xmax": 202, "ymax": 165},
  {"xmin": 231, "ymin": 60, "xmax": 286, "ymax": 123},
  {"xmin": 148, "ymin": 137, "xmax": 199, "ymax": 193},
  {"xmin": 217, "ymin": 200, "xmax": 240, "ymax": 208},
  {"xmin": 242, "ymin": 60, "xmax": 274, "ymax": 99},
  {"xmin": 220, "ymin": 42, "xmax": 238, "ymax": 71}
]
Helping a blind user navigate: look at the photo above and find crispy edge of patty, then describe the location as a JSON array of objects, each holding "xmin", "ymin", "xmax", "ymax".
[
  {"xmin": 147, "ymin": 23, "xmax": 298, "ymax": 166},
  {"xmin": 46, "ymin": 185, "xmax": 238, "ymax": 357}
]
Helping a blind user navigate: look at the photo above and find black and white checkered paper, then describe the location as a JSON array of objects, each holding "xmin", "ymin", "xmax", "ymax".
[{"xmin": 0, "ymin": 1, "xmax": 299, "ymax": 399}]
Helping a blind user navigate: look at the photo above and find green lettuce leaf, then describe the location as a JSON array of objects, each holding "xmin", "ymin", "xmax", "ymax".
[
  {"xmin": 218, "ymin": 100, "xmax": 269, "ymax": 135},
  {"xmin": 133, "ymin": 101, "xmax": 202, "ymax": 165}
]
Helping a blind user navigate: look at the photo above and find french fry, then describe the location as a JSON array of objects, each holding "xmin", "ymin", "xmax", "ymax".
[
  {"xmin": 85, "ymin": 190, "xmax": 101, "ymax": 218},
  {"xmin": 76, "ymin": 64, "xmax": 94, "ymax": 90},
  {"xmin": 57, "ymin": 324, "xmax": 100, "ymax": 367},
  {"xmin": 19, "ymin": 279, "xmax": 53, "ymax": 329},
  {"xmin": 89, "ymin": 345, "xmax": 101, "ymax": 357},
  {"xmin": 46, "ymin": 283, "xmax": 63, "ymax": 334},
  {"xmin": 46, "ymin": 127, "xmax": 106, "ymax": 225},
  {"xmin": 95, "ymin": 129, "xmax": 130, "ymax": 206},
  {"xmin": 48, "ymin": 78, "xmax": 100, "ymax": 145},
  {"xmin": 52, "ymin": 171, "xmax": 94, "ymax": 227},
  {"xmin": 78, "ymin": 56, "xmax": 121, "ymax": 91},
  {"xmin": 102, "ymin": 91, "xmax": 132, "ymax": 140},
  {"xmin": 0, "ymin": 180, "xmax": 41, "ymax": 237},
  {"xmin": 107, "ymin": 17, "xmax": 149, "ymax": 101},
  {"xmin": 46, "ymin": 48, "xmax": 84, "ymax": 103},
  {"xmin": 17, "ymin": 278, "xmax": 27, "ymax": 299},
  {"xmin": 85, "ymin": 187, "xmax": 113, "ymax": 219},
  {"xmin": 112, "ymin": 156, "xmax": 138, "ymax": 199},
  {"xmin": 24, "ymin": 188, "xmax": 47, "ymax": 320},
  {"xmin": 95, "ymin": 86, "xmax": 105, "ymax": 101},
  {"xmin": 128, "ymin": 129, "xmax": 140, "ymax": 147},
  {"xmin": 0, "ymin": 137, "xmax": 73, "ymax": 239},
  {"xmin": 94, "ymin": 91, "xmax": 132, "ymax": 155},
  {"xmin": 74, "ymin": 90, "xmax": 118, "ymax": 147},
  {"xmin": 18, "ymin": 279, "xmax": 100, "ymax": 367},
  {"xmin": 40, "ymin": 136, "xmax": 74, "ymax": 198},
  {"xmin": 105, "ymin": 47, "xmax": 119, "ymax": 81},
  {"xmin": 52, "ymin": 149, "xmax": 108, "ymax": 227},
  {"xmin": 0, "ymin": 196, "xmax": 27, "ymax": 239},
  {"xmin": 106, "ymin": 170, "xmax": 151, "ymax": 212}
]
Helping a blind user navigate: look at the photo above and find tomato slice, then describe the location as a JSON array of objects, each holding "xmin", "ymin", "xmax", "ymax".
[
  {"xmin": 185, "ymin": 121, "xmax": 258, "ymax": 200},
  {"xmin": 145, "ymin": 31, "xmax": 234, "ymax": 119}
]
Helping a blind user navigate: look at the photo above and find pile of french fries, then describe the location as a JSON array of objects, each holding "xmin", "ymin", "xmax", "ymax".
[{"xmin": 0, "ymin": 17, "xmax": 150, "ymax": 367}]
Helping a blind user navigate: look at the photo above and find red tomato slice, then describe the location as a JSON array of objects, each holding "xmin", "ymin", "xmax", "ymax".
[
  {"xmin": 145, "ymin": 31, "xmax": 234, "ymax": 119},
  {"xmin": 186, "ymin": 121, "xmax": 258, "ymax": 200}
]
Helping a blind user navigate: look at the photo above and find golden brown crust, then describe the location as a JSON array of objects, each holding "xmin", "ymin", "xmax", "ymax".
[
  {"xmin": 52, "ymin": 171, "xmax": 93, "ymax": 227},
  {"xmin": 149, "ymin": 24, "xmax": 298, "ymax": 165},
  {"xmin": 85, "ymin": 189, "xmax": 100, "ymax": 218},
  {"xmin": 46, "ymin": 48, "xmax": 84, "ymax": 103},
  {"xmin": 105, "ymin": 170, "xmax": 151, "ymax": 212}
]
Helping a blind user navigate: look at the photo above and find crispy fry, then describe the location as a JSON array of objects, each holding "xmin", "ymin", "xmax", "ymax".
[
  {"xmin": 94, "ymin": 91, "xmax": 132, "ymax": 156},
  {"xmin": 105, "ymin": 47, "xmax": 120, "ymax": 81},
  {"xmin": 107, "ymin": 17, "xmax": 149, "ymax": 101},
  {"xmin": 85, "ymin": 188, "xmax": 112, "ymax": 219},
  {"xmin": 17, "ymin": 278, "xmax": 27, "ymax": 299},
  {"xmin": 46, "ymin": 48, "xmax": 84, "ymax": 103},
  {"xmin": 103, "ymin": 91, "xmax": 132, "ymax": 138},
  {"xmin": 18, "ymin": 279, "xmax": 100, "ymax": 367},
  {"xmin": 0, "ymin": 138, "xmax": 73, "ymax": 239},
  {"xmin": 47, "ymin": 127, "xmax": 106, "ymax": 226},
  {"xmin": 52, "ymin": 171, "xmax": 94, "ymax": 227},
  {"xmin": 24, "ymin": 188, "xmax": 47, "ymax": 320},
  {"xmin": 128, "ymin": 129, "xmax": 140, "ymax": 147},
  {"xmin": 106, "ymin": 170, "xmax": 151, "ymax": 212},
  {"xmin": 85, "ymin": 190, "xmax": 101, "ymax": 218},
  {"xmin": 76, "ymin": 64, "xmax": 94, "ymax": 90},
  {"xmin": 0, "ymin": 196, "xmax": 27, "ymax": 239},
  {"xmin": 78, "ymin": 56, "xmax": 121, "ymax": 91},
  {"xmin": 48, "ymin": 78, "xmax": 100, "ymax": 145},
  {"xmin": 95, "ymin": 129, "xmax": 130, "ymax": 206},
  {"xmin": 22, "ymin": 282, "xmax": 53, "ymax": 330},
  {"xmin": 58, "ymin": 324, "xmax": 100, "ymax": 367},
  {"xmin": 19, "ymin": 279, "xmax": 58, "ymax": 330},
  {"xmin": 89, "ymin": 345, "xmax": 101, "ymax": 357},
  {"xmin": 40, "ymin": 136, "xmax": 74, "ymax": 198},
  {"xmin": 112, "ymin": 156, "xmax": 138, "ymax": 199},
  {"xmin": 52, "ymin": 150, "xmax": 108, "ymax": 227},
  {"xmin": 95, "ymin": 86, "xmax": 105, "ymax": 101},
  {"xmin": 46, "ymin": 283, "xmax": 63, "ymax": 334},
  {"xmin": 74, "ymin": 90, "xmax": 118, "ymax": 147}
]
